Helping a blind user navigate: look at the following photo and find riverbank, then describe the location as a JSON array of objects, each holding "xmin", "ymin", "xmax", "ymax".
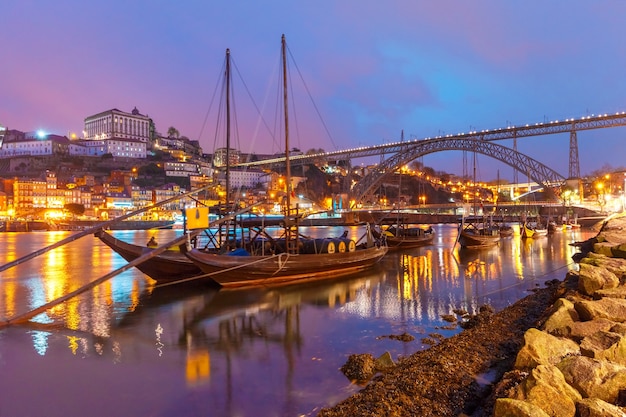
[
  {"xmin": 0, "ymin": 219, "xmax": 174, "ymax": 232},
  {"xmin": 317, "ymin": 214, "xmax": 626, "ymax": 417}
]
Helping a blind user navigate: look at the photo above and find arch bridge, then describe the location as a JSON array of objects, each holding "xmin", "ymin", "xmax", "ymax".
[
  {"xmin": 235, "ymin": 112, "xmax": 626, "ymax": 203},
  {"xmin": 351, "ymin": 138, "xmax": 565, "ymax": 203}
]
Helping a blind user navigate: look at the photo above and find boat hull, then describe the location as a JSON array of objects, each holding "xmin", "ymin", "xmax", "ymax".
[
  {"xmin": 95, "ymin": 229, "xmax": 204, "ymax": 283},
  {"xmin": 182, "ymin": 245, "xmax": 388, "ymax": 288},
  {"xmin": 458, "ymin": 231, "xmax": 500, "ymax": 249},
  {"xmin": 521, "ymin": 224, "xmax": 548, "ymax": 239},
  {"xmin": 385, "ymin": 233, "xmax": 434, "ymax": 249}
]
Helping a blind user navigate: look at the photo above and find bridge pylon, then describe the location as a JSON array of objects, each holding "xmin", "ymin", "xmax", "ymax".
[{"xmin": 569, "ymin": 130, "xmax": 580, "ymax": 179}]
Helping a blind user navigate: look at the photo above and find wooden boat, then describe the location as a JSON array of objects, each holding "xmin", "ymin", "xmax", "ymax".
[
  {"xmin": 93, "ymin": 204, "xmax": 266, "ymax": 284},
  {"xmin": 181, "ymin": 35, "xmax": 387, "ymax": 288},
  {"xmin": 181, "ymin": 230, "xmax": 388, "ymax": 288},
  {"xmin": 498, "ymin": 224, "xmax": 514, "ymax": 237},
  {"xmin": 521, "ymin": 218, "xmax": 548, "ymax": 239},
  {"xmin": 384, "ymin": 224, "xmax": 435, "ymax": 249},
  {"xmin": 381, "ymin": 131, "xmax": 435, "ymax": 250},
  {"xmin": 94, "ymin": 229, "xmax": 204, "ymax": 283},
  {"xmin": 457, "ymin": 216, "xmax": 501, "ymax": 249}
]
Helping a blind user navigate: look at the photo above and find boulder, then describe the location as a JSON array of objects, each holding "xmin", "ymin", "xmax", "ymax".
[
  {"xmin": 557, "ymin": 355, "xmax": 626, "ymax": 403},
  {"xmin": 611, "ymin": 322, "xmax": 626, "ymax": 336},
  {"xmin": 580, "ymin": 331, "xmax": 622, "ymax": 359},
  {"xmin": 514, "ymin": 328, "xmax": 580, "ymax": 369},
  {"xmin": 567, "ymin": 318, "xmax": 616, "ymax": 342},
  {"xmin": 575, "ymin": 298, "xmax": 626, "ymax": 323},
  {"xmin": 595, "ymin": 286, "xmax": 626, "ymax": 299},
  {"xmin": 494, "ymin": 398, "xmax": 551, "ymax": 417},
  {"xmin": 612, "ymin": 243, "xmax": 626, "ymax": 260},
  {"xmin": 578, "ymin": 263, "xmax": 619, "ymax": 296},
  {"xmin": 593, "ymin": 242, "xmax": 616, "ymax": 257},
  {"xmin": 508, "ymin": 364, "xmax": 581, "ymax": 417},
  {"xmin": 374, "ymin": 351, "xmax": 395, "ymax": 371},
  {"xmin": 581, "ymin": 253, "xmax": 626, "ymax": 280},
  {"xmin": 542, "ymin": 298, "xmax": 580, "ymax": 334},
  {"xmin": 340, "ymin": 353, "xmax": 376, "ymax": 381},
  {"xmin": 576, "ymin": 398, "xmax": 626, "ymax": 417},
  {"xmin": 595, "ymin": 335, "xmax": 626, "ymax": 366}
]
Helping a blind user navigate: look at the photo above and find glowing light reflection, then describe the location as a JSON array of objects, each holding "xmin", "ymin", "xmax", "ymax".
[{"xmin": 30, "ymin": 330, "xmax": 50, "ymax": 356}]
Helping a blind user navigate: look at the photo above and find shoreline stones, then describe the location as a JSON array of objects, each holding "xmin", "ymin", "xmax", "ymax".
[
  {"xmin": 494, "ymin": 214, "xmax": 626, "ymax": 417},
  {"xmin": 340, "ymin": 352, "xmax": 397, "ymax": 382}
]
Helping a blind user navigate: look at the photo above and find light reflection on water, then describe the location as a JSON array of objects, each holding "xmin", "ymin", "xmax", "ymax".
[{"xmin": 0, "ymin": 224, "xmax": 595, "ymax": 416}]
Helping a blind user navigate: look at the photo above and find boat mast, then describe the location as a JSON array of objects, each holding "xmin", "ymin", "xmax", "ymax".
[
  {"xmin": 282, "ymin": 34, "xmax": 291, "ymax": 212},
  {"xmin": 225, "ymin": 48, "xmax": 231, "ymax": 210},
  {"xmin": 282, "ymin": 34, "xmax": 299, "ymax": 254},
  {"xmin": 222, "ymin": 48, "xmax": 233, "ymax": 249}
]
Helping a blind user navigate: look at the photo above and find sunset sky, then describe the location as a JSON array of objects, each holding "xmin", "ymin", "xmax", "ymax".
[{"xmin": 2, "ymin": 1, "xmax": 625, "ymax": 181}]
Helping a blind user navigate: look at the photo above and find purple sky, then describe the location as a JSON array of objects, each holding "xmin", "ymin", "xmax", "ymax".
[{"xmin": 2, "ymin": 1, "xmax": 625, "ymax": 181}]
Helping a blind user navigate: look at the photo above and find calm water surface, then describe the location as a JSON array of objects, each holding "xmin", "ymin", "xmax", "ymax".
[{"xmin": 0, "ymin": 224, "xmax": 594, "ymax": 417}]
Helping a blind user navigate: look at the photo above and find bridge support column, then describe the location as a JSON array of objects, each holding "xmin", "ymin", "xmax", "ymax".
[{"xmin": 569, "ymin": 130, "xmax": 580, "ymax": 179}]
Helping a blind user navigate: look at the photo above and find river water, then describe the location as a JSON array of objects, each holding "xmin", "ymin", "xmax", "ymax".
[{"xmin": 0, "ymin": 224, "xmax": 595, "ymax": 417}]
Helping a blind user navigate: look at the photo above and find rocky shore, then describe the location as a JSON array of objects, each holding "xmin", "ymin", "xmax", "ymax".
[{"xmin": 317, "ymin": 214, "xmax": 626, "ymax": 417}]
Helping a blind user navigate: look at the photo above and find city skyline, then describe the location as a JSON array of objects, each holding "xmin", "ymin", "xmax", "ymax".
[{"xmin": 2, "ymin": 1, "xmax": 625, "ymax": 181}]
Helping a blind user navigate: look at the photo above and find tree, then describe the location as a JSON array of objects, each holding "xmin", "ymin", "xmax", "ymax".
[
  {"xmin": 64, "ymin": 203, "xmax": 85, "ymax": 218},
  {"xmin": 167, "ymin": 126, "xmax": 180, "ymax": 138},
  {"xmin": 138, "ymin": 163, "xmax": 165, "ymax": 176}
]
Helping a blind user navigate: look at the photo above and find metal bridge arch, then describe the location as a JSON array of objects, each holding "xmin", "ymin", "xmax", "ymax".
[{"xmin": 351, "ymin": 137, "xmax": 566, "ymax": 203}]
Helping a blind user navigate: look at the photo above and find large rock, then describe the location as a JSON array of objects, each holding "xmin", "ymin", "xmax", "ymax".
[
  {"xmin": 557, "ymin": 355, "xmax": 626, "ymax": 403},
  {"xmin": 612, "ymin": 243, "xmax": 626, "ymax": 260},
  {"xmin": 514, "ymin": 328, "xmax": 580, "ymax": 369},
  {"xmin": 595, "ymin": 335, "xmax": 626, "ymax": 366},
  {"xmin": 576, "ymin": 398, "xmax": 626, "ymax": 417},
  {"xmin": 575, "ymin": 298, "xmax": 626, "ymax": 322},
  {"xmin": 595, "ymin": 286, "xmax": 626, "ymax": 299},
  {"xmin": 581, "ymin": 252, "xmax": 626, "ymax": 280},
  {"xmin": 374, "ymin": 351, "xmax": 395, "ymax": 371},
  {"xmin": 579, "ymin": 331, "xmax": 623, "ymax": 359},
  {"xmin": 508, "ymin": 364, "xmax": 581, "ymax": 417},
  {"xmin": 494, "ymin": 398, "xmax": 551, "ymax": 417},
  {"xmin": 542, "ymin": 298, "xmax": 580, "ymax": 334},
  {"xmin": 340, "ymin": 353, "xmax": 375, "ymax": 381},
  {"xmin": 578, "ymin": 263, "xmax": 620, "ymax": 296},
  {"xmin": 567, "ymin": 318, "xmax": 616, "ymax": 342},
  {"xmin": 593, "ymin": 242, "xmax": 617, "ymax": 257}
]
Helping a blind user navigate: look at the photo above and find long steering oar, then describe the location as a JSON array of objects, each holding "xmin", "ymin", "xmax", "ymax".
[
  {"xmin": 0, "ymin": 232, "xmax": 194, "ymax": 329},
  {"xmin": 0, "ymin": 201, "xmax": 265, "ymax": 329}
]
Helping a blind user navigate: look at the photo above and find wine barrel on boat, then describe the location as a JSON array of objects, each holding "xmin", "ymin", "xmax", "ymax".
[
  {"xmin": 331, "ymin": 238, "xmax": 356, "ymax": 253},
  {"xmin": 302, "ymin": 238, "xmax": 336, "ymax": 254}
]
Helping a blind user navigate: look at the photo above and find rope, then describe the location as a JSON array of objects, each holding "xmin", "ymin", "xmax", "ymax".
[
  {"xmin": 474, "ymin": 261, "xmax": 577, "ymax": 300},
  {"xmin": 153, "ymin": 253, "xmax": 287, "ymax": 289}
]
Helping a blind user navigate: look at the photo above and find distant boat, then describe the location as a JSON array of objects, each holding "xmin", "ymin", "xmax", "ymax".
[
  {"xmin": 381, "ymin": 130, "xmax": 435, "ymax": 250},
  {"xmin": 384, "ymin": 224, "xmax": 435, "ymax": 249},
  {"xmin": 457, "ymin": 216, "xmax": 501, "ymax": 249},
  {"xmin": 521, "ymin": 216, "xmax": 548, "ymax": 239},
  {"xmin": 498, "ymin": 224, "xmax": 514, "ymax": 238}
]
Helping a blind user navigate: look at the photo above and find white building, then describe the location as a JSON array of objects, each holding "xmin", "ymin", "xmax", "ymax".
[
  {"xmin": 224, "ymin": 169, "xmax": 270, "ymax": 189},
  {"xmin": 81, "ymin": 138, "xmax": 147, "ymax": 158},
  {"xmin": 0, "ymin": 132, "xmax": 69, "ymax": 158},
  {"xmin": 84, "ymin": 107, "xmax": 152, "ymax": 144},
  {"xmin": 164, "ymin": 161, "xmax": 200, "ymax": 177}
]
